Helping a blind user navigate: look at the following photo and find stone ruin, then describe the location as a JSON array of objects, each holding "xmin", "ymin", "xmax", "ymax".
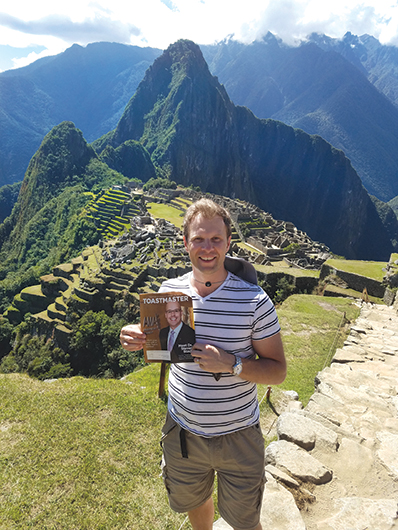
[{"xmin": 115, "ymin": 188, "xmax": 332, "ymax": 272}]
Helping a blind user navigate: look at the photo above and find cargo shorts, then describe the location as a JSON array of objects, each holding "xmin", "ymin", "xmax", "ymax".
[{"xmin": 161, "ymin": 413, "xmax": 265, "ymax": 530}]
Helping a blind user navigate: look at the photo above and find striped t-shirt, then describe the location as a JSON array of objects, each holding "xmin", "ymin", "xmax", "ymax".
[{"xmin": 158, "ymin": 271, "xmax": 281, "ymax": 437}]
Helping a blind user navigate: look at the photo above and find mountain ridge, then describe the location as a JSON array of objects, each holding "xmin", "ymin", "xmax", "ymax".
[
  {"xmin": 95, "ymin": 40, "xmax": 393, "ymax": 261},
  {"xmin": 201, "ymin": 35, "xmax": 398, "ymax": 202},
  {"xmin": 2, "ymin": 34, "xmax": 398, "ymax": 203},
  {"xmin": 1, "ymin": 38, "xmax": 397, "ymax": 264},
  {"xmin": 0, "ymin": 42, "xmax": 161, "ymax": 185}
]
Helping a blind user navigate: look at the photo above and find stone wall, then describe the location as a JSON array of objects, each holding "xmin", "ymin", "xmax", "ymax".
[{"xmin": 320, "ymin": 264, "xmax": 385, "ymax": 298}]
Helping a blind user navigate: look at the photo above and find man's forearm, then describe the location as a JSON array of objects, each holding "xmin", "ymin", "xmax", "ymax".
[{"xmin": 238, "ymin": 356, "xmax": 287, "ymax": 385}]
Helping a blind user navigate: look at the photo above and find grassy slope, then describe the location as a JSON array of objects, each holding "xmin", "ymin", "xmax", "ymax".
[
  {"xmin": 0, "ymin": 295, "xmax": 361, "ymax": 529},
  {"xmin": 325, "ymin": 258, "xmax": 388, "ymax": 281},
  {"xmin": 146, "ymin": 202, "xmax": 186, "ymax": 229}
]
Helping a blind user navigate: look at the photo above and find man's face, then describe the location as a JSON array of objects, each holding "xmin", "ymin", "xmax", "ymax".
[
  {"xmin": 165, "ymin": 301, "xmax": 182, "ymax": 329},
  {"xmin": 184, "ymin": 214, "xmax": 231, "ymax": 276}
]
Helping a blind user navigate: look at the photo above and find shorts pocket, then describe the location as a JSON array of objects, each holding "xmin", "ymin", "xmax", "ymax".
[{"xmin": 160, "ymin": 412, "xmax": 177, "ymax": 446}]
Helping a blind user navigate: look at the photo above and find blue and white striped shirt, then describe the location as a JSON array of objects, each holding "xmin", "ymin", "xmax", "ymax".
[{"xmin": 159, "ymin": 271, "xmax": 281, "ymax": 437}]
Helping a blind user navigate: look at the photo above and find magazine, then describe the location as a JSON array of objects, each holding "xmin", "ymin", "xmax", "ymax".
[{"xmin": 140, "ymin": 291, "xmax": 196, "ymax": 363}]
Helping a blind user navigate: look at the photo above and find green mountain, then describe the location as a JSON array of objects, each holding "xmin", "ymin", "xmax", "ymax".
[
  {"xmin": 0, "ymin": 181, "xmax": 21, "ymax": 223},
  {"xmin": 96, "ymin": 40, "xmax": 393, "ymax": 261},
  {"xmin": 0, "ymin": 122, "xmax": 129, "ymax": 310},
  {"xmin": 3, "ymin": 34, "xmax": 398, "ymax": 206},
  {"xmin": 0, "ymin": 42, "xmax": 161, "ymax": 186}
]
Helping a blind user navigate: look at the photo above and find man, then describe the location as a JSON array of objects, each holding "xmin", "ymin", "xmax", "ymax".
[
  {"xmin": 120, "ymin": 198, "xmax": 286, "ymax": 530},
  {"xmin": 159, "ymin": 300, "xmax": 196, "ymax": 362}
]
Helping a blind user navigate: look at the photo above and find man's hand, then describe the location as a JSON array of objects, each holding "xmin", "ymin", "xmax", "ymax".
[
  {"xmin": 191, "ymin": 332, "xmax": 287, "ymax": 385},
  {"xmin": 120, "ymin": 324, "xmax": 146, "ymax": 351},
  {"xmin": 191, "ymin": 343, "xmax": 234, "ymax": 374}
]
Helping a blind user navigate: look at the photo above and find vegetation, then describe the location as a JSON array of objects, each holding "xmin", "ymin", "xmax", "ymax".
[
  {"xmin": 325, "ymin": 258, "xmax": 388, "ymax": 281},
  {"xmin": 0, "ymin": 186, "xmax": 99, "ymax": 312},
  {"xmin": 0, "ymin": 370, "xmax": 176, "ymax": 530},
  {"xmin": 275, "ymin": 294, "xmax": 360, "ymax": 405},
  {"xmin": 68, "ymin": 310, "xmax": 144, "ymax": 378},
  {"xmin": 0, "ymin": 122, "xmax": 129, "ymax": 312},
  {"xmin": 142, "ymin": 177, "xmax": 177, "ymax": 191},
  {"xmin": 0, "ymin": 294, "xmax": 361, "ymax": 529},
  {"xmin": 0, "ymin": 332, "xmax": 72, "ymax": 380},
  {"xmin": 0, "ymin": 181, "xmax": 21, "ymax": 223},
  {"xmin": 0, "ymin": 308, "xmax": 144, "ymax": 380},
  {"xmin": 99, "ymin": 139, "xmax": 155, "ymax": 182},
  {"xmin": 146, "ymin": 201, "xmax": 186, "ymax": 229}
]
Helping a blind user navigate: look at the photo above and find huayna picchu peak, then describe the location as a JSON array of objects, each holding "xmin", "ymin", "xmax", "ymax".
[{"xmin": 93, "ymin": 40, "xmax": 394, "ymax": 261}]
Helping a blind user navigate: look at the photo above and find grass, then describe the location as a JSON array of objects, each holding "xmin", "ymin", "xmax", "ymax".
[
  {"xmin": 146, "ymin": 203, "xmax": 185, "ymax": 229},
  {"xmin": 0, "ymin": 368, "xmax": 186, "ymax": 530},
  {"xmin": 272, "ymin": 294, "xmax": 361, "ymax": 405},
  {"xmin": 325, "ymin": 258, "xmax": 388, "ymax": 281},
  {"xmin": 324, "ymin": 284, "xmax": 383, "ymax": 304},
  {"xmin": 0, "ymin": 294, "xmax": 363, "ymax": 529}
]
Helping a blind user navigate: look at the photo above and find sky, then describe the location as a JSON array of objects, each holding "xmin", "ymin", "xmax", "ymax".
[{"xmin": 1, "ymin": 0, "xmax": 398, "ymax": 72}]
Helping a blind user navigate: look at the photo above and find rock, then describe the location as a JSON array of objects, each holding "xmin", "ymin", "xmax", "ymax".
[
  {"xmin": 264, "ymin": 440, "xmax": 333, "ymax": 485},
  {"xmin": 376, "ymin": 432, "xmax": 398, "ymax": 480},
  {"xmin": 277, "ymin": 412, "xmax": 339, "ymax": 452},
  {"xmin": 260, "ymin": 473, "xmax": 307, "ymax": 530},
  {"xmin": 264, "ymin": 464, "xmax": 300, "ymax": 488},
  {"xmin": 316, "ymin": 497, "xmax": 398, "ymax": 530},
  {"xmin": 331, "ymin": 438, "xmax": 374, "ymax": 484}
]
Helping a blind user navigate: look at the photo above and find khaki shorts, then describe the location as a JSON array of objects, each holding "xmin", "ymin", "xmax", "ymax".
[{"xmin": 161, "ymin": 413, "xmax": 265, "ymax": 530}]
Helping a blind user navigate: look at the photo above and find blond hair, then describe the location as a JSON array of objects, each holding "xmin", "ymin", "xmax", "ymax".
[{"xmin": 183, "ymin": 198, "xmax": 232, "ymax": 240}]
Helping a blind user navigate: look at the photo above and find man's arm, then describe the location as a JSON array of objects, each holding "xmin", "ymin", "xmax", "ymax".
[
  {"xmin": 191, "ymin": 332, "xmax": 286, "ymax": 385},
  {"xmin": 242, "ymin": 332, "xmax": 286, "ymax": 384}
]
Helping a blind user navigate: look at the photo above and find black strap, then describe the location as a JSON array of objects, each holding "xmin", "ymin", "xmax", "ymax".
[{"xmin": 180, "ymin": 428, "xmax": 188, "ymax": 458}]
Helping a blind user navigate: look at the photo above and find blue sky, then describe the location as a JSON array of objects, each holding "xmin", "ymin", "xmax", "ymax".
[{"xmin": 1, "ymin": 0, "xmax": 398, "ymax": 72}]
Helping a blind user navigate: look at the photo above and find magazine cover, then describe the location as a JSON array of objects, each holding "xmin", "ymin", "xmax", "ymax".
[{"xmin": 140, "ymin": 291, "xmax": 196, "ymax": 363}]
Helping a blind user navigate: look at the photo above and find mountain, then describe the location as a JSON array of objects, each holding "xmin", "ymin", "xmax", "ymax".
[
  {"xmin": 0, "ymin": 121, "xmax": 128, "ymax": 303},
  {"xmin": 2, "ymin": 35, "xmax": 398, "ymax": 205},
  {"xmin": 0, "ymin": 181, "xmax": 21, "ymax": 224},
  {"xmin": 95, "ymin": 39, "xmax": 393, "ymax": 261},
  {"xmin": 389, "ymin": 195, "xmax": 398, "ymax": 219},
  {"xmin": 308, "ymin": 32, "xmax": 398, "ymax": 110},
  {"xmin": 0, "ymin": 42, "xmax": 161, "ymax": 187},
  {"xmin": 201, "ymin": 33, "xmax": 398, "ymax": 202}
]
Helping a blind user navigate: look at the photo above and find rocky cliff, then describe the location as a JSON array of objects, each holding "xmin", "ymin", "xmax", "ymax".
[{"xmin": 97, "ymin": 40, "xmax": 393, "ymax": 261}]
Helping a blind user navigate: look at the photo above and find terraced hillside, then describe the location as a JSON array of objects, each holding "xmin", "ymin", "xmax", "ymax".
[
  {"xmin": 1, "ymin": 187, "xmax": 395, "ymax": 381},
  {"xmin": 86, "ymin": 187, "xmax": 143, "ymax": 239}
]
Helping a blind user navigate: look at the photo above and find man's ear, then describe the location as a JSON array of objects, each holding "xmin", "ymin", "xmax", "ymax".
[
  {"xmin": 183, "ymin": 235, "xmax": 188, "ymax": 251},
  {"xmin": 227, "ymin": 236, "xmax": 232, "ymax": 252}
]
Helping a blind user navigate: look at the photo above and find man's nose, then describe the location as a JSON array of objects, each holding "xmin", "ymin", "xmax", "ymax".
[{"xmin": 202, "ymin": 239, "xmax": 212, "ymax": 250}]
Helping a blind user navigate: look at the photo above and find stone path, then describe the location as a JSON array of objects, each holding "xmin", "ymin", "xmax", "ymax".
[{"xmin": 214, "ymin": 302, "xmax": 398, "ymax": 530}]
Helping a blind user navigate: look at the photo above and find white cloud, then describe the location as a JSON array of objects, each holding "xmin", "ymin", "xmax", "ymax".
[{"xmin": 1, "ymin": 0, "xmax": 398, "ymax": 71}]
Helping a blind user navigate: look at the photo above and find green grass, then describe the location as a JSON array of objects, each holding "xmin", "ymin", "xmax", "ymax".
[
  {"xmin": 323, "ymin": 285, "xmax": 383, "ymax": 304},
  {"xmin": 272, "ymin": 294, "xmax": 361, "ymax": 405},
  {"xmin": 146, "ymin": 203, "xmax": 185, "ymax": 229},
  {"xmin": 0, "ymin": 368, "xmax": 187, "ymax": 530},
  {"xmin": 0, "ymin": 293, "xmax": 363, "ymax": 529},
  {"xmin": 325, "ymin": 258, "xmax": 388, "ymax": 281}
]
